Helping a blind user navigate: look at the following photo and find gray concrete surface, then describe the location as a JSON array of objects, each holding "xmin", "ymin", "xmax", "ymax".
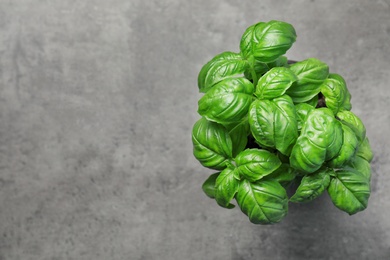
[{"xmin": 0, "ymin": 0, "xmax": 389, "ymax": 259}]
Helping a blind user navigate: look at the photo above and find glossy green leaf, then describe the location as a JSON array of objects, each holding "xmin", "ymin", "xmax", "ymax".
[
  {"xmin": 328, "ymin": 124, "xmax": 358, "ymax": 168},
  {"xmin": 356, "ymin": 137, "xmax": 373, "ymax": 162},
  {"xmin": 240, "ymin": 20, "xmax": 297, "ymax": 63},
  {"xmin": 346, "ymin": 156, "xmax": 371, "ymax": 180},
  {"xmin": 249, "ymin": 95, "xmax": 298, "ymax": 155},
  {"xmin": 255, "ymin": 67, "xmax": 297, "ymax": 99},
  {"xmin": 236, "ymin": 180, "xmax": 288, "ymax": 224},
  {"xmin": 198, "ymin": 52, "xmax": 249, "ymax": 93},
  {"xmin": 202, "ymin": 172, "xmax": 220, "ymax": 198},
  {"xmin": 328, "ymin": 73, "xmax": 352, "ymax": 110},
  {"xmin": 328, "ymin": 169, "xmax": 370, "ymax": 215},
  {"xmin": 290, "ymin": 168, "xmax": 331, "ymax": 203},
  {"xmin": 235, "ymin": 149, "xmax": 282, "ymax": 182},
  {"xmin": 244, "ymin": 60, "xmax": 269, "ymax": 81},
  {"xmin": 268, "ymin": 56, "xmax": 289, "ymax": 68},
  {"xmin": 337, "ymin": 111, "xmax": 366, "ymax": 142},
  {"xmin": 305, "ymin": 95, "xmax": 319, "ymax": 107},
  {"xmin": 198, "ymin": 78, "xmax": 254, "ymax": 124},
  {"xmin": 215, "ymin": 167, "xmax": 240, "ymax": 208},
  {"xmin": 320, "ymin": 78, "xmax": 348, "ymax": 115},
  {"xmin": 286, "ymin": 58, "xmax": 329, "ymax": 103},
  {"xmin": 290, "ymin": 108, "xmax": 342, "ymax": 173},
  {"xmin": 295, "ymin": 103, "xmax": 314, "ymax": 132},
  {"xmin": 224, "ymin": 119, "xmax": 250, "ymax": 157},
  {"xmin": 192, "ymin": 118, "xmax": 233, "ymax": 170},
  {"xmin": 264, "ymin": 164, "xmax": 297, "ymax": 187}
]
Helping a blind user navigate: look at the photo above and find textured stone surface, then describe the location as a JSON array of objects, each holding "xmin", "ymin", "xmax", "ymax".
[{"xmin": 0, "ymin": 0, "xmax": 389, "ymax": 259}]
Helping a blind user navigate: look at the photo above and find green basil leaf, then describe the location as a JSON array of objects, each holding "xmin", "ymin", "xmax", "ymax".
[
  {"xmin": 202, "ymin": 172, "xmax": 220, "ymax": 198},
  {"xmin": 345, "ymin": 156, "xmax": 371, "ymax": 180},
  {"xmin": 255, "ymin": 67, "xmax": 297, "ymax": 99},
  {"xmin": 264, "ymin": 164, "xmax": 297, "ymax": 187},
  {"xmin": 320, "ymin": 77, "xmax": 349, "ymax": 115},
  {"xmin": 249, "ymin": 95, "xmax": 298, "ymax": 155},
  {"xmin": 236, "ymin": 179, "xmax": 288, "ymax": 224},
  {"xmin": 215, "ymin": 167, "xmax": 240, "ymax": 208},
  {"xmin": 328, "ymin": 73, "xmax": 352, "ymax": 110},
  {"xmin": 192, "ymin": 118, "xmax": 233, "ymax": 170},
  {"xmin": 356, "ymin": 137, "xmax": 373, "ymax": 162},
  {"xmin": 240, "ymin": 20, "xmax": 297, "ymax": 63},
  {"xmin": 286, "ymin": 58, "xmax": 329, "ymax": 103},
  {"xmin": 235, "ymin": 149, "xmax": 282, "ymax": 182},
  {"xmin": 328, "ymin": 124, "xmax": 358, "ymax": 168},
  {"xmin": 198, "ymin": 78, "xmax": 254, "ymax": 124},
  {"xmin": 336, "ymin": 111, "xmax": 366, "ymax": 142},
  {"xmin": 198, "ymin": 52, "xmax": 249, "ymax": 93},
  {"xmin": 295, "ymin": 103, "xmax": 314, "ymax": 132},
  {"xmin": 290, "ymin": 167, "xmax": 331, "ymax": 203},
  {"xmin": 268, "ymin": 56, "xmax": 289, "ymax": 68},
  {"xmin": 224, "ymin": 119, "xmax": 250, "ymax": 157},
  {"xmin": 290, "ymin": 108, "xmax": 342, "ymax": 173},
  {"xmin": 327, "ymin": 169, "xmax": 370, "ymax": 215},
  {"xmin": 305, "ymin": 95, "xmax": 319, "ymax": 107}
]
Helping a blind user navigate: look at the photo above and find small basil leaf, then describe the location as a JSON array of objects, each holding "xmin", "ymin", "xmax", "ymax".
[
  {"xmin": 192, "ymin": 118, "xmax": 233, "ymax": 170},
  {"xmin": 244, "ymin": 60, "xmax": 269, "ymax": 81},
  {"xmin": 320, "ymin": 77, "xmax": 348, "ymax": 115},
  {"xmin": 305, "ymin": 95, "xmax": 319, "ymax": 107},
  {"xmin": 224, "ymin": 119, "xmax": 250, "ymax": 157},
  {"xmin": 215, "ymin": 167, "xmax": 240, "ymax": 208},
  {"xmin": 328, "ymin": 73, "xmax": 352, "ymax": 110},
  {"xmin": 337, "ymin": 111, "xmax": 366, "ymax": 142},
  {"xmin": 240, "ymin": 20, "xmax": 297, "ymax": 63},
  {"xmin": 249, "ymin": 95, "xmax": 298, "ymax": 155},
  {"xmin": 328, "ymin": 124, "xmax": 358, "ymax": 168},
  {"xmin": 198, "ymin": 78, "xmax": 254, "ymax": 124},
  {"xmin": 327, "ymin": 169, "xmax": 370, "ymax": 215},
  {"xmin": 264, "ymin": 164, "xmax": 297, "ymax": 187},
  {"xmin": 295, "ymin": 103, "xmax": 314, "ymax": 132},
  {"xmin": 235, "ymin": 149, "xmax": 282, "ymax": 182},
  {"xmin": 356, "ymin": 137, "xmax": 373, "ymax": 162},
  {"xmin": 268, "ymin": 56, "xmax": 289, "ymax": 68},
  {"xmin": 236, "ymin": 180, "xmax": 288, "ymax": 224},
  {"xmin": 202, "ymin": 172, "xmax": 220, "ymax": 198},
  {"xmin": 290, "ymin": 108, "xmax": 342, "ymax": 173},
  {"xmin": 286, "ymin": 58, "xmax": 329, "ymax": 103},
  {"xmin": 345, "ymin": 156, "xmax": 371, "ymax": 180},
  {"xmin": 290, "ymin": 167, "xmax": 332, "ymax": 203},
  {"xmin": 255, "ymin": 67, "xmax": 297, "ymax": 99},
  {"xmin": 198, "ymin": 52, "xmax": 249, "ymax": 93}
]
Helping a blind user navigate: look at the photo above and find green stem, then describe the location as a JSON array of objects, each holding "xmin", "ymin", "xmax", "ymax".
[{"xmin": 249, "ymin": 59, "xmax": 258, "ymax": 87}]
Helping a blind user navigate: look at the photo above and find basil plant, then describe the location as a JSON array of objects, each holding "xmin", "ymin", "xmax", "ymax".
[{"xmin": 192, "ymin": 20, "xmax": 373, "ymax": 225}]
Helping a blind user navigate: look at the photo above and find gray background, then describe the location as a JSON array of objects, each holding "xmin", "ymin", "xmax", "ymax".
[{"xmin": 0, "ymin": 0, "xmax": 389, "ymax": 259}]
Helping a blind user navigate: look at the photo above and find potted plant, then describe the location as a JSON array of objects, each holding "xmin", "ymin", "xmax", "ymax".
[{"xmin": 192, "ymin": 20, "xmax": 373, "ymax": 224}]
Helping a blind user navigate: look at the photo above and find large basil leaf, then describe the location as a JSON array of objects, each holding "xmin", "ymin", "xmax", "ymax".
[
  {"xmin": 337, "ymin": 111, "xmax": 366, "ymax": 142},
  {"xmin": 236, "ymin": 179, "xmax": 288, "ymax": 224},
  {"xmin": 295, "ymin": 103, "xmax": 314, "ymax": 132},
  {"xmin": 286, "ymin": 58, "xmax": 329, "ymax": 103},
  {"xmin": 215, "ymin": 167, "xmax": 240, "ymax": 208},
  {"xmin": 290, "ymin": 168, "xmax": 331, "ymax": 203},
  {"xmin": 346, "ymin": 156, "xmax": 371, "ymax": 180},
  {"xmin": 202, "ymin": 172, "xmax": 220, "ymax": 198},
  {"xmin": 328, "ymin": 73, "xmax": 352, "ymax": 110},
  {"xmin": 327, "ymin": 169, "xmax": 370, "ymax": 215},
  {"xmin": 255, "ymin": 67, "xmax": 297, "ymax": 99},
  {"xmin": 328, "ymin": 124, "xmax": 358, "ymax": 168},
  {"xmin": 356, "ymin": 137, "xmax": 373, "ymax": 162},
  {"xmin": 240, "ymin": 21, "xmax": 296, "ymax": 63},
  {"xmin": 235, "ymin": 149, "xmax": 281, "ymax": 182},
  {"xmin": 249, "ymin": 95, "xmax": 298, "ymax": 155},
  {"xmin": 198, "ymin": 52, "xmax": 249, "ymax": 93},
  {"xmin": 224, "ymin": 119, "xmax": 250, "ymax": 157},
  {"xmin": 264, "ymin": 164, "xmax": 297, "ymax": 187},
  {"xmin": 198, "ymin": 78, "xmax": 254, "ymax": 124},
  {"xmin": 290, "ymin": 108, "xmax": 342, "ymax": 173},
  {"xmin": 192, "ymin": 118, "xmax": 233, "ymax": 170}
]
